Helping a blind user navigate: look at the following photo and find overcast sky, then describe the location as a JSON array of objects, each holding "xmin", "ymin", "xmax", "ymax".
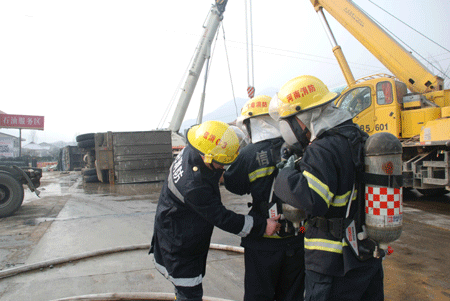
[{"xmin": 1, "ymin": 0, "xmax": 449, "ymax": 143}]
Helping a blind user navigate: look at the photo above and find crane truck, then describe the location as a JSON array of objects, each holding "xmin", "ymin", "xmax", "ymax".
[{"xmin": 310, "ymin": 0, "xmax": 450, "ymax": 196}]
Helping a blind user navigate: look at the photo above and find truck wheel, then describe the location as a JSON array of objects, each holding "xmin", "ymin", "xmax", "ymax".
[
  {"xmin": 82, "ymin": 168, "xmax": 97, "ymax": 176},
  {"xmin": 78, "ymin": 139, "xmax": 95, "ymax": 149},
  {"xmin": 84, "ymin": 174, "xmax": 99, "ymax": 183},
  {"xmin": 76, "ymin": 133, "xmax": 95, "ymax": 142},
  {"xmin": 0, "ymin": 172, "xmax": 25, "ymax": 218},
  {"xmin": 417, "ymin": 188, "xmax": 449, "ymax": 197}
]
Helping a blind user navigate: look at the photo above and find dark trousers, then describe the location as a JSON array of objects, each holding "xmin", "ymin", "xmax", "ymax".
[
  {"xmin": 243, "ymin": 247, "xmax": 305, "ymax": 301},
  {"xmin": 304, "ymin": 261, "xmax": 384, "ymax": 301},
  {"xmin": 174, "ymin": 284, "xmax": 203, "ymax": 301}
]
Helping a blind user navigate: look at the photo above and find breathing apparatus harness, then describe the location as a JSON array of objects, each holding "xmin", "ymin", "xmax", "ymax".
[
  {"xmin": 307, "ymin": 124, "xmax": 402, "ymax": 260},
  {"xmin": 306, "ymin": 124, "xmax": 371, "ymax": 259}
]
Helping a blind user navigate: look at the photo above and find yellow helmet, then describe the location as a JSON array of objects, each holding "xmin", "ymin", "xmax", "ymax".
[
  {"xmin": 187, "ymin": 120, "xmax": 240, "ymax": 165},
  {"xmin": 269, "ymin": 75, "xmax": 339, "ymax": 120},
  {"xmin": 240, "ymin": 95, "xmax": 271, "ymax": 120}
]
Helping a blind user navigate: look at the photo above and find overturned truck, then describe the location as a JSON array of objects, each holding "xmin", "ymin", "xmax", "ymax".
[{"xmin": 77, "ymin": 130, "xmax": 173, "ymax": 184}]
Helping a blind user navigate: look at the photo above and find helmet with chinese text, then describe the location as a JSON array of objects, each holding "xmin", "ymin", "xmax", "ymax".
[
  {"xmin": 269, "ymin": 75, "xmax": 339, "ymax": 120},
  {"xmin": 186, "ymin": 120, "xmax": 241, "ymax": 165},
  {"xmin": 237, "ymin": 95, "xmax": 281, "ymax": 143},
  {"xmin": 240, "ymin": 95, "xmax": 271, "ymax": 120}
]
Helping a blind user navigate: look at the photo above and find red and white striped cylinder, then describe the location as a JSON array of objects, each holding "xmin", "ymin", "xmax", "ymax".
[{"xmin": 364, "ymin": 133, "xmax": 403, "ymax": 249}]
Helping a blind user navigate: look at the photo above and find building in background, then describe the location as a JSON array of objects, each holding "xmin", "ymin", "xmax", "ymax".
[
  {"xmin": 21, "ymin": 142, "xmax": 53, "ymax": 158},
  {"xmin": 0, "ymin": 132, "xmax": 24, "ymax": 158}
]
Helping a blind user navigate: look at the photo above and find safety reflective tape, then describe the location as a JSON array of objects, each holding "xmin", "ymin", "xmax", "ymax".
[
  {"xmin": 168, "ymin": 166, "xmax": 185, "ymax": 203},
  {"xmin": 238, "ymin": 215, "xmax": 254, "ymax": 237},
  {"xmin": 303, "ymin": 171, "xmax": 334, "ymax": 207},
  {"xmin": 331, "ymin": 189, "xmax": 357, "ymax": 207},
  {"xmin": 248, "ymin": 166, "xmax": 275, "ymax": 183},
  {"xmin": 304, "ymin": 237, "xmax": 348, "ymax": 254},
  {"xmin": 263, "ymin": 234, "xmax": 283, "ymax": 239},
  {"xmin": 154, "ymin": 260, "xmax": 203, "ymax": 287}
]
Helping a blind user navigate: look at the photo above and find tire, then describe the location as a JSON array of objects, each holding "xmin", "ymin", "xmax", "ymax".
[
  {"xmin": 78, "ymin": 139, "xmax": 95, "ymax": 149},
  {"xmin": 76, "ymin": 133, "xmax": 95, "ymax": 142},
  {"xmin": 82, "ymin": 168, "xmax": 97, "ymax": 176},
  {"xmin": 417, "ymin": 188, "xmax": 449, "ymax": 197},
  {"xmin": 0, "ymin": 172, "xmax": 25, "ymax": 218},
  {"xmin": 84, "ymin": 174, "xmax": 99, "ymax": 183}
]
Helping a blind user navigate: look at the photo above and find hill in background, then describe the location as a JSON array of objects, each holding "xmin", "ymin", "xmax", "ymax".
[{"xmin": 179, "ymin": 87, "xmax": 278, "ymax": 134}]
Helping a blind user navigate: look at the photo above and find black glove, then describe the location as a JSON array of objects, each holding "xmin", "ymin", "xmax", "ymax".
[
  {"xmin": 277, "ymin": 155, "xmax": 297, "ymax": 170},
  {"xmin": 283, "ymin": 155, "xmax": 296, "ymax": 170}
]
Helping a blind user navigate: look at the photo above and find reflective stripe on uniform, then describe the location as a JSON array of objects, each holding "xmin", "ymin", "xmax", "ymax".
[
  {"xmin": 248, "ymin": 166, "xmax": 275, "ymax": 183},
  {"xmin": 168, "ymin": 166, "xmax": 185, "ymax": 203},
  {"xmin": 154, "ymin": 259, "xmax": 203, "ymax": 287},
  {"xmin": 331, "ymin": 189, "xmax": 357, "ymax": 207},
  {"xmin": 303, "ymin": 171, "xmax": 334, "ymax": 207},
  {"xmin": 238, "ymin": 215, "xmax": 254, "ymax": 237},
  {"xmin": 263, "ymin": 233, "xmax": 282, "ymax": 239},
  {"xmin": 304, "ymin": 237, "xmax": 348, "ymax": 254}
]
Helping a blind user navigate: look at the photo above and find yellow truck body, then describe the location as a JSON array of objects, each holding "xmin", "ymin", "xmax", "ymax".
[{"xmin": 310, "ymin": 0, "xmax": 450, "ymax": 194}]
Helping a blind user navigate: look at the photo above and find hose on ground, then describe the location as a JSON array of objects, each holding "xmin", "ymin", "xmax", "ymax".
[
  {"xmin": 0, "ymin": 243, "xmax": 244, "ymax": 280},
  {"xmin": 50, "ymin": 292, "xmax": 235, "ymax": 301}
]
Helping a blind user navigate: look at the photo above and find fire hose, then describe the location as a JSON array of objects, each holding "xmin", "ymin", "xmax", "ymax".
[
  {"xmin": 0, "ymin": 243, "xmax": 244, "ymax": 301},
  {"xmin": 50, "ymin": 292, "xmax": 234, "ymax": 301}
]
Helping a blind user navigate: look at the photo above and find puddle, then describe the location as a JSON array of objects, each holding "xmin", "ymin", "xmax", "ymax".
[{"xmin": 25, "ymin": 172, "xmax": 164, "ymax": 199}]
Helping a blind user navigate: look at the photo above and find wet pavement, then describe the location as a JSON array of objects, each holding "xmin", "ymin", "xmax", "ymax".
[{"xmin": 0, "ymin": 171, "xmax": 449, "ymax": 300}]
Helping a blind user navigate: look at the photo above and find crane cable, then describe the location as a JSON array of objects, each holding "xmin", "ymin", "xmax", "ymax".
[
  {"xmin": 368, "ymin": 0, "xmax": 450, "ymax": 54},
  {"xmin": 363, "ymin": 0, "xmax": 450, "ymax": 81},
  {"xmin": 245, "ymin": 0, "xmax": 255, "ymax": 99},
  {"xmin": 157, "ymin": 49, "xmax": 195, "ymax": 129},
  {"xmin": 157, "ymin": 5, "xmax": 216, "ymax": 130},
  {"xmin": 196, "ymin": 20, "xmax": 222, "ymax": 124},
  {"xmin": 221, "ymin": 24, "xmax": 239, "ymax": 118}
]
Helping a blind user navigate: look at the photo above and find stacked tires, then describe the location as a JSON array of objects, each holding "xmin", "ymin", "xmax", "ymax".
[{"xmin": 76, "ymin": 133, "xmax": 100, "ymax": 183}]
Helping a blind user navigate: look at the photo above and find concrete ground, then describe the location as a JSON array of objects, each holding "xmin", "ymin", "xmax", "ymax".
[
  {"xmin": 0, "ymin": 171, "xmax": 450, "ymax": 300},
  {"xmin": 0, "ymin": 172, "xmax": 247, "ymax": 301}
]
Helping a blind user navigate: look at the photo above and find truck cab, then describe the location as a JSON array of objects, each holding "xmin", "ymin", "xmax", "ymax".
[{"xmin": 336, "ymin": 75, "xmax": 407, "ymax": 139}]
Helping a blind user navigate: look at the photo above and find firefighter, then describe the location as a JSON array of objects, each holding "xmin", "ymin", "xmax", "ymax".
[
  {"xmin": 269, "ymin": 75, "xmax": 384, "ymax": 301},
  {"xmin": 223, "ymin": 95, "xmax": 305, "ymax": 301},
  {"xmin": 149, "ymin": 120, "xmax": 281, "ymax": 301}
]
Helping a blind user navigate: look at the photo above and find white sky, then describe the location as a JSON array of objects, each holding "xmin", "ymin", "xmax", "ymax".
[{"xmin": 1, "ymin": 0, "xmax": 449, "ymax": 143}]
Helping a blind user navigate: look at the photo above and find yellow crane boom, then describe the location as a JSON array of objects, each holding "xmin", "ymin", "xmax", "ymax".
[{"xmin": 310, "ymin": 0, "xmax": 444, "ymax": 93}]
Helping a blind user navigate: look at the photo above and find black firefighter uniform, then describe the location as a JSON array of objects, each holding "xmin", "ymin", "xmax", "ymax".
[
  {"xmin": 274, "ymin": 121, "xmax": 383, "ymax": 299},
  {"xmin": 223, "ymin": 137, "xmax": 305, "ymax": 301},
  {"xmin": 150, "ymin": 145, "xmax": 267, "ymax": 288}
]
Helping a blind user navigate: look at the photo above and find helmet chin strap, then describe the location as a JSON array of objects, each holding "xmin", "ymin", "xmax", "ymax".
[
  {"xmin": 210, "ymin": 163, "xmax": 225, "ymax": 173},
  {"xmin": 243, "ymin": 119, "xmax": 252, "ymax": 142},
  {"xmin": 287, "ymin": 116, "xmax": 310, "ymax": 151},
  {"xmin": 202, "ymin": 156, "xmax": 225, "ymax": 172}
]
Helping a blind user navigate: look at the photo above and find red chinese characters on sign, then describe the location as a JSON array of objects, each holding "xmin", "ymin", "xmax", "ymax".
[
  {"xmin": 286, "ymin": 84, "xmax": 317, "ymax": 103},
  {"xmin": 0, "ymin": 114, "xmax": 45, "ymax": 130}
]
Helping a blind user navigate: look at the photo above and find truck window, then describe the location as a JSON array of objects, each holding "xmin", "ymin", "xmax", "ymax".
[
  {"xmin": 376, "ymin": 81, "xmax": 393, "ymax": 105},
  {"xmin": 395, "ymin": 81, "xmax": 407, "ymax": 104},
  {"xmin": 338, "ymin": 87, "xmax": 371, "ymax": 117}
]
